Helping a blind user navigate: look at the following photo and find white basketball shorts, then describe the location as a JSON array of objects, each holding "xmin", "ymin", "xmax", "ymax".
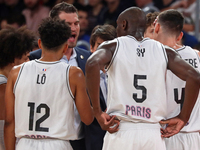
[
  {"xmin": 165, "ymin": 132, "xmax": 200, "ymax": 150},
  {"xmin": 16, "ymin": 138, "xmax": 73, "ymax": 150},
  {"xmin": 102, "ymin": 121, "xmax": 166, "ymax": 150}
]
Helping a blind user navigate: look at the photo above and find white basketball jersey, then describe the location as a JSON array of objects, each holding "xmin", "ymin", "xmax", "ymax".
[
  {"xmin": 14, "ymin": 60, "xmax": 78, "ymax": 140},
  {"xmin": 106, "ymin": 35, "xmax": 168, "ymax": 123},
  {"xmin": 166, "ymin": 45, "xmax": 200, "ymax": 132}
]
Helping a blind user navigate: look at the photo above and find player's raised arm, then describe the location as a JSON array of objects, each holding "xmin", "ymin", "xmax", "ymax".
[
  {"xmin": 160, "ymin": 48, "xmax": 200, "ymax": 137},
  {"xmin": 4, "ymin": 66, "xmax": 21, "ymax": 150},
  {"xmin": 85, "ymin": 41, "xmax": 120, "ymax": 133},
  {"xmin": 69, "ymin": 66, "xmax": 94, "ymax": 125}
]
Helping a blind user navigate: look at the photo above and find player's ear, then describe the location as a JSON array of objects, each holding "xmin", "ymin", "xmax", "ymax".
[
  {"xmin": 176, "ymin": 31, "xmax": 183, "ymax": 42},
  {"xmin": 38, "ymin": 39, "xmax": 42, "ymax": 49},
  {"xmin": 63, "ymin": 43, "xmax": 68, "ymax": 54},
  {"xmin": 154, "ymin": 23, "xmax": 160, "ymax": 34},
  {"xmin": 90, "ymin": 45, "xmax": 94, "ymax": 53},
  {"xmin": 122, "ymin": 20, "xmax": 127, "ymax": 30}
]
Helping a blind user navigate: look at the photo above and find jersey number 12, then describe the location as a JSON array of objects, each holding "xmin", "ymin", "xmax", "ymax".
[{"xmin": 28, "ymin": 102, "xmax": 50, "ymax": 132}]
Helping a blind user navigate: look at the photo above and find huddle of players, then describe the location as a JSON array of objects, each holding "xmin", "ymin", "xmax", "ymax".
[
  {"xmin": 86, "ymin": 8, "xmax": 200, "ymax": 150},
  {"xmin": 1, "ymin": 2, "xmax": 200, "ymax": 150},
  {"xmin": 145, "ymin": 10, "xmax": 200, "ymax": 149}
]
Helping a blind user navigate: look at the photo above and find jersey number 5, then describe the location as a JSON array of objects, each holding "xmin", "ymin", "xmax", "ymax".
[
  {"xmin": 133, "ymin": 74, "xmax": 147, "ymax": 103},
  {"xmin": 28, "ymin": 102, "xmax": 50, "ymax": 132}
]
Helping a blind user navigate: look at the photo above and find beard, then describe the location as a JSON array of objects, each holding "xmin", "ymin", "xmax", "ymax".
[{"xmin": 68, "ymin": 42, "xmax": 76, "ymax": 48}]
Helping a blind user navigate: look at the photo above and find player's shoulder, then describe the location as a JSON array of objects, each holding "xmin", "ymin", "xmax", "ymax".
[
  {"xmin": 177, "ymin": 46, "xmax": 200, "ymax": 60},
  {"xmin": 70, "ymin": 66, "xmax": 83, "ymax": 74},
  {"xmin": 9, "ymin": 63, "xmax": 25, "ymax": 80},
  {"xmin": 13, "ymin": 63, "xmax": 25, "ymax": 71},
  {"xmin": 69, "ymin": 66, "xmax": 84, "ymax": 82},
  {"xmin": 176, "ymin": 45, "xmax": 193, "ymax": 52},
  {"xmin": 184, "ymin": 46, "xmax": 198, "ymax": 55}
]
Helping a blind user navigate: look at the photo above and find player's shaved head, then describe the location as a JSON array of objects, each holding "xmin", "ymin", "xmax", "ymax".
[
  {"xmin": 157, "ymin": 9, "xmax": 184, "ymax": 37},
  {"xmin": 116, "ymin": 7, "xmax": 146, "ymax": 40}
]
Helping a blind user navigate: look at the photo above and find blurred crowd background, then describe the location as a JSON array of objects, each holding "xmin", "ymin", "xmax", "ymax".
[{"xmin": 0, "ymin": 0, "xmax": 199, "ymax": 51}]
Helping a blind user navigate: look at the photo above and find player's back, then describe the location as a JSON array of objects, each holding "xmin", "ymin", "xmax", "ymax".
[
  {"xmin": 106, "ymin": 35, "xmax": 168, "ymax": 123},
  {"xmin": 166, "ymin": 45, "xmax": 200, "ymax": 132},
  {"xmin": 14, "ymin": 60, "xmax": 77, "ymax": 140}
]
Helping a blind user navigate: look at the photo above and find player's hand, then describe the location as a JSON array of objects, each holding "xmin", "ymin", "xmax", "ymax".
[
  {"xmin": 96, "ymin": 112, "xmax": 120, "ymax": 133},
  {"xmin": 159, "ymin": 116, "xmax": 185, "ymax": 138}
]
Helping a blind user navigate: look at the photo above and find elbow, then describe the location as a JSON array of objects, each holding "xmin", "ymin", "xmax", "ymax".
[
  {"xmin": 82, "ymin": 108, "xmax": 94, "ymax": 125},
  {"xmin": 83, "ymin": 115, "xmax": 94, "ymax": 125}
]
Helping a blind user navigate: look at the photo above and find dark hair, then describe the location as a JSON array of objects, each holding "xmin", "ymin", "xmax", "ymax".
[
  {"xmin": 90, "ymin": 24, "xmax": 117, "ymax": 48},
  {"xmin": 38, "ymin": 17, "xmax": 71, "ymax": 51},
  {"xmin": 76, "ymin": 3, "xmax": 88, "ymax": 13},
  {"xmin": 158, "ymin": 9, "xmax": 184, "ymax": 36},
  {"xmin": 146, "ymin": 12, "xmax": 159, "ymax": 29},
  {"xmin": 49, "ymin": 2, "xmax": 78, "ymax": 19},
  {"xmin": 4, "ymin": 13, "xmax": 26, "ymax": 26},
  {"xmin": 0, "ymin": 26, "xmax": 36, "ymax": 68}
]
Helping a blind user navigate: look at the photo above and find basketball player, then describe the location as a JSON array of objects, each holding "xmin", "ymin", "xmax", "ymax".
[
  {"xmin": 4, "ymin": 18, "xmax": 93, "ymax": 150},
  {"xmin": 144, "ymin": 12, "xmax": 159, "ymax": 38},
  {"xmin": 28, "ymin": 3, "xmax": 92, "ymax": 149},
  {"xmin": 90, "ymin": 24, "xmax": 117, "ymax": 53},
  {"xmin": 0, "ymin": 26, "xmax": 36, "ymax": 150},
  {"xmin": 153, "ymin": 9, "xmax": 200, "ymax": 150},
  {"xmin": 85, "ymin": 7, "xmax": 200, "ymax": 150},
  {"xmin": 84, "ymin": 24, "xmax": 116, "ymax": 150}
]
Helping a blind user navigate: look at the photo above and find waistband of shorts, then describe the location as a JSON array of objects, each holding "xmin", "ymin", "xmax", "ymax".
[
  {"xmin": 119, "ymin": 121, "xmax": 161, "ymax": 130},
  {"xmin": 178, "ymin": 131, "xmax": 200, "ymax": 135},
  {"xmin": 20, "ymin": 137, "xmax": 69, "ymax": 142}
]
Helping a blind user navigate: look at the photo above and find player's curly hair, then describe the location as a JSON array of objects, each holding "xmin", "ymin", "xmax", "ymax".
[
  {"xmin": 38, "ymin": 17, "xmax": 71, "ymax": 51},
  {"xmin": 146, "ymin": 12, "xmax": 159, "ymax": 29},
  {"xmin": 0, "ymin": 26, "xmax": 36, "ymax": 68}
]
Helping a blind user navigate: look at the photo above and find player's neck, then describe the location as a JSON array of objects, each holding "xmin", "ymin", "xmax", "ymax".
[
  {"xmin": 64, "ymin": 47, "xmax": 73, "ymax": 60},
  {"xmin": 159, "ymin": 36, "xmax": 182, "ymax": 50},
  {"xmin": 0, "ymin": 64, "xmax": 13, "ymax": 78},
  {"xmin": 40, "ymin": 50, "xmax": 63, "ymax": 62}
]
